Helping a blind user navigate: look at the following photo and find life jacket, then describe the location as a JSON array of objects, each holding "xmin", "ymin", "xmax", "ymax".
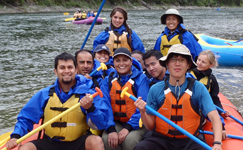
[
  {"xmin": 160, "ymin": 29, "xmax": 198, "ymax": 56},
  {"xmin": 43, "ymin": 87, "xmax": 89, "ymax": 141},
  {"xmin": 81, "ymin": 13, "xmax": 87, "ymax": 19},
  {"xmin": 109, "ymin": 75, "xmax": 137, "ymax": 123},
  {"xmin": 105, "ymin": 30, "xmax": 132, "ymax": 55},
  {"xmin": 190, "ymin": 71, "xmax": 212, "ymax": 92},
  {"xmin": 155, "ymin": 78, "xmax": 203, "ymax": 138}
]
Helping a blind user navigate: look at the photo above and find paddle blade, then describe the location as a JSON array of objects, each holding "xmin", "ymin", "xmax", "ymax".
[
  {"xmin": 65, "ymin": 18, "xmax": 75, "ymax": 22},
  {"xmin": 0, "ymin": 131, "xmax": 12, "ymax": 148},
  {"xmin": 63, "ymin": 12, "xmax": 70, "ymax": 15}
]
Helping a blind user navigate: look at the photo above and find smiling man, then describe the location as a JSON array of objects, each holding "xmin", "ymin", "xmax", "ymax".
[{"xmin": 5, "ymin": 52, "xmax": 108, "ymax": 150}]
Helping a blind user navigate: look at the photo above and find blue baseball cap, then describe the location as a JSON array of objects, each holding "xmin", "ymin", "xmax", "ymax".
[{"xmin": 94, "ymin": 44, "xmax": 111, "ymax": 54}]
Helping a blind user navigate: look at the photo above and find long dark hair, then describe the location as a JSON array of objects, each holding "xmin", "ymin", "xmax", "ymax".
[{"xmin": 110, "ymin": 6, "xmax": 132, "ymax": 47}]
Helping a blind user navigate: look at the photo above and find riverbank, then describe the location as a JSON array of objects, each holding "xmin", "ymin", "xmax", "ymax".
[{"xmin": 0, "ymin": 3, "xmax": 240, "ymax": 14}]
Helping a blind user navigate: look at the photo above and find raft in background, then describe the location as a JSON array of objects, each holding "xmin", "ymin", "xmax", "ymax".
[
  {"xmin": 72, "ymin": 17, "xmax": 103, "ymax": 25},
  {"xmin": 203, "ymin": 92, "xmax": 243, "ymax": 149},
  {"xmin": 195, "ymin": 34, "xmax": 243, "ymax": 66}
]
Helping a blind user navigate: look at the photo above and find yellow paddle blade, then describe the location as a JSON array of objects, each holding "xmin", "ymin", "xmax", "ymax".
[
  {"xmin": 0, "ymin": 131, "xmax": 12, "ymax": 147},
  {"xmin": 101, "ymin": 17, "xmax": 106, "ymax": 19},
  {"xmin": 65, "ymin": 18, "xmax": 75, "ymax": 22},
  {"xmin": 63, "ymin": 12, "xmax": 70, "ymax": 15}
]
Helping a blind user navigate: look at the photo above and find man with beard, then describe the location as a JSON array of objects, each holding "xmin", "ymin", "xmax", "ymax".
[{"xmin": 6, "ymin": 52, "xmax": 107, "ymax": 150}]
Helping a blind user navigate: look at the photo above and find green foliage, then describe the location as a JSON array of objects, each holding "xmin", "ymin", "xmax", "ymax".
[{"xmin": 0, "ymin": 0, "xmax": 242, "ymax": 7}]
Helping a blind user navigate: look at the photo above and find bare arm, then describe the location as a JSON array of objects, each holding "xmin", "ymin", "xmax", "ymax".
[{"xmin": 207, "ymin": 110, "xmax": 222, "ymax": 150}]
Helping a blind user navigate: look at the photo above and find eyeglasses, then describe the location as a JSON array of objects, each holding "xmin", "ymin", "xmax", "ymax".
[{"xmin": 169, "ymin": 58, "xmax": 187, "ymax": 64}]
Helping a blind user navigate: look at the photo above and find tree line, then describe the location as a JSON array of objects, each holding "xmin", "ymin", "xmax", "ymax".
[{"xmin": 0, "ymin": 0, "xmax": 242, "ymax": 7}]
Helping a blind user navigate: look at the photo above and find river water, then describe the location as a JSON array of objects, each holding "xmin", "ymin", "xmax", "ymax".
[{"xmin": 0, "ymin": 8, "xmax": 243, "ymax": 135}]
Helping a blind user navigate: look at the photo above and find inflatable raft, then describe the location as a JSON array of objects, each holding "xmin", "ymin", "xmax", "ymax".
[
  {"xmin": 195, "ymin": 34, "xmax": 243, "ymax": 66},
  {"xmin": 203, "ymin": 92, "xmax": 243, "ymax": 149},
  {"xmin": 1, "ymin": 94, "xmax": 243, "ymax": 149},
  {"xmin": 72, "ymin": 17, "xmax": 103, "ymax": 25}
]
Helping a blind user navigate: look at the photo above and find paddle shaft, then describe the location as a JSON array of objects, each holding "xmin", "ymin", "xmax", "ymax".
[
  {"xmin": 80, "ymin": 0, "xmax": 107, "ymax": 49},
  {"xmin": 2, "ymin": 93, "xmax": 99, "ymax": 150},
  {"xmin": 200, "ymin": 130, "xmax": 243, "ymax": 140},
  {"xmin": 124, "ymin": 93, "xmax": 212, "ymax": 150},
  {"xmin": 215, "ymin": 105, "xmax": 243, "ymax": 126}
]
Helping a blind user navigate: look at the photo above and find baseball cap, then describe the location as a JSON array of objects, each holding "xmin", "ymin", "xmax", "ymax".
[
  {"xmin": 94, "ymin": 44, "xmax": 111, "ymax": 54},
  {"xmin": 159, "ymin": 44, "xmax": 197, "ymax": 70},
  {"xmin": 113, "ymin": 47, "xmax": 132, "ymax": 59}
]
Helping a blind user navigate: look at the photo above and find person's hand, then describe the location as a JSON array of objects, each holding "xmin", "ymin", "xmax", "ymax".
[
  {"xmin": 222, "ymin": 130, "xmax": 227, "ymax": 140},
  {"xmin": 221, "ymin": 111, "xmax": 231, "ymax": 118},
  {"xmin": 84, "ymin": 74, "xmax": 92, "ymax": 79},
  {"xmin": 212, "ymin": 144, "xmax": 222, "ymax": 150},
  {"xmin": 118, "ymin": 128, "xmax": 129, "ymax": 144},
  {"xmin": 134, "ymin": 97, "xmax": 146, "ymax": 114},
  {"xmin": 108, "ymin": 132, "xmax": 118, "ymax": 148},
  {"xmin": 80, "ymin": 94, "xmax": 93, "ymax": 109},
  {"xmin": 5, "ymin": 138, "xmax": 21, "ymax": 150}
]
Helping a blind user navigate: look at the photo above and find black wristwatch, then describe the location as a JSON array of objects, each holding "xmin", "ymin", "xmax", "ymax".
[{"xmin": 213, "ymin": 141, "xmax": 222, "ymax": 145}]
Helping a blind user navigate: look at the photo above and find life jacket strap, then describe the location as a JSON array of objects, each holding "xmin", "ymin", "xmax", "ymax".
[
  {"xmin": 114, "ymin": 112, "xmax": 127, "ymax": 118},
  {"xmin": 50, "ymin": 107, "xmax": 69, "ymax": 112},
  {"xmin": 116, "ymin": 100, "xmax": 126, "ymax": 105}
]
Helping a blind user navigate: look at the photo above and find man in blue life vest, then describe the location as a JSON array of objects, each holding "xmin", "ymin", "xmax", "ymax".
[
  {"xmin": 5, "ymin": 52, "xmax": 108, "ymax": 150},
  {"xmin": 134, "ymin": 44, "xmax": 222, "ymax": 150}
]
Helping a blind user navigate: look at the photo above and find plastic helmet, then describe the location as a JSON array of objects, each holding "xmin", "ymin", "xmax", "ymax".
[{"xmin": 160, "ymin": 9, "xmax": 183, "ymax": 24}]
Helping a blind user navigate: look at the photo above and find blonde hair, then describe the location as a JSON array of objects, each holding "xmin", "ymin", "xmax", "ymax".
[{"xmin": 199, "ymin": 50, "xmax": 218, "ymax": 68}]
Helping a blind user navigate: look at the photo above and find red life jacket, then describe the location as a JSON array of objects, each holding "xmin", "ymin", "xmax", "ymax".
[
  {"xmin": 110, "ymin": 78, "xmax": 137, "ymax": 123},
  {"xmin": 155, "ymin": 78, "xmax": 203, "ymax": 138}
]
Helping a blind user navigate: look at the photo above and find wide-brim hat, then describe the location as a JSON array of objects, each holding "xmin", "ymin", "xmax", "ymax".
[
  {"xmin": 159, "ymin": 44, "xmax": 197, "ymax": 71},
  {"xmin": 161, "ymin": 9, "xmax": 183, "ymax": 24},
  {"xmin": 113, "ymin": 47, "xmax": 132, "ymax": 59},
  {"xmin": 93, "ymin": 44, "xmax": 111, "ymax": 55}
]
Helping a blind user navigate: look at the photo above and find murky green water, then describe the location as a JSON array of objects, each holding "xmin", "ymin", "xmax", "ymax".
[{"xmin": 0, "ymin": 8, "xmax": 243, "ymax": 135}]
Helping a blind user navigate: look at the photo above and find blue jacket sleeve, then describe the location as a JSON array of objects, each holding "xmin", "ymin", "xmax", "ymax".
[
  {"xmin": 126, "ymin": 74, "xmax": 150, "ymax": 130},
  {"xmin": 131, "ymin": 30, "xmax": 145, "ymax": 53},
  {"xmin": 84, "ymin": 94, "xmax": 109, "ymax": 130},
  {"xmin": 154, "ymin": 34, "xmax": 163, "ymax": 51},
  {"xmin": 182, "ymin": 31, "xmax": 203, "ymax": 60},
  {"xmin": 11, "ymin": 87, "xmax": 50, "ymax": 137},
  {"xmin": 93, "ymin": 31, "xmax": 110, "ymax": 52}
]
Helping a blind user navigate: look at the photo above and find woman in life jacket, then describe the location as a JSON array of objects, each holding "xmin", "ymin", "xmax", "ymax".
[
  {"xmin": 190, "ymin": 50, "xmax": 230, "ymax": 140},
  {"xmin": 93, "ymin": 6, "xmax": 145, "ymax": 55},
  {"xmin": 100, "ymin": 47, "xmax": 150, "ymax": 150},
  {"xmin": 93, "ymin": 44, "xmax": 115, "ymax": 79},
  {"xmin": 154, "ymin": 9, "xmax": 202, "ymax": 61}
]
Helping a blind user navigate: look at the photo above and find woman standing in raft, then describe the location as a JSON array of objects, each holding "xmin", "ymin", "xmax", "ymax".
[
  {"xmin": 93, "ymin": 6, "xmax": 145, "ymax": 55},
  {"xmin": 154, "ymin": 9, "xmax": 202, "ymax": 61}
]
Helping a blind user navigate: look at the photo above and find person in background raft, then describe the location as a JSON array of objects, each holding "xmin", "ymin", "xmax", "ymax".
[
  {"xmin": 93, "ymin": 6, "xmax": 145, "ymax": 55},
  {"xmin": 134, "ymin": 44, "xmax": 222, "ymax": 150},
  {"xmin": 93, "ymin": 44, "xmax": 115, "ymax": 79},
  {"xmin": 73, "ymin": 9, "xmax": 81, "ymax": 20},
  {"xmin": 154, "ymin": 9, "xmax": 202, "ymax": 61},
  {"xmin": 80, "ymin": 11, "xmax": 87, "ymax": 20},
  {"xmin": 131, "ymin": 50, "xmax": 152, "ymax": 79},
  {"xmin": 190, "ymin": 50, "xmax": 230, "ymax": 140},
  {"xmin": 100, "ymin": 47, "xmax": 150, "ymax": 150},
  {"xmin": 5, "ymin": 52, "xmax": 107, "ymax": 150}
]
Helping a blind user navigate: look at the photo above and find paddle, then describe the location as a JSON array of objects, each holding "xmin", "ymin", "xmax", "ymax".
[
  {"xmin": 215, "ymin": 105, "xmax": 243, "ymax": 126},
  {"xmin": 120, "ymin": 87, "xmax": 212, "ymax": 150},
  {"xmin": 0, "ymin": 132, "xmax": 12, "ymax": 148},
  {"xmin": 200, "ymin": 130, "xmax": 243, "ymax": 140},
  {"xmin": 65, "ymin": 17, "xmax": 75, "ymax": 22},
  {"xmin": 80, "ymin": 0, "xmax": 107, "ymax": 49},
  {"xmin": 1, "ymin": 87, "xmax": 103, "ymax": 150},
  {"xmin": 89, "ymin": 63, "xmax": 107, "ymax": 77}
]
